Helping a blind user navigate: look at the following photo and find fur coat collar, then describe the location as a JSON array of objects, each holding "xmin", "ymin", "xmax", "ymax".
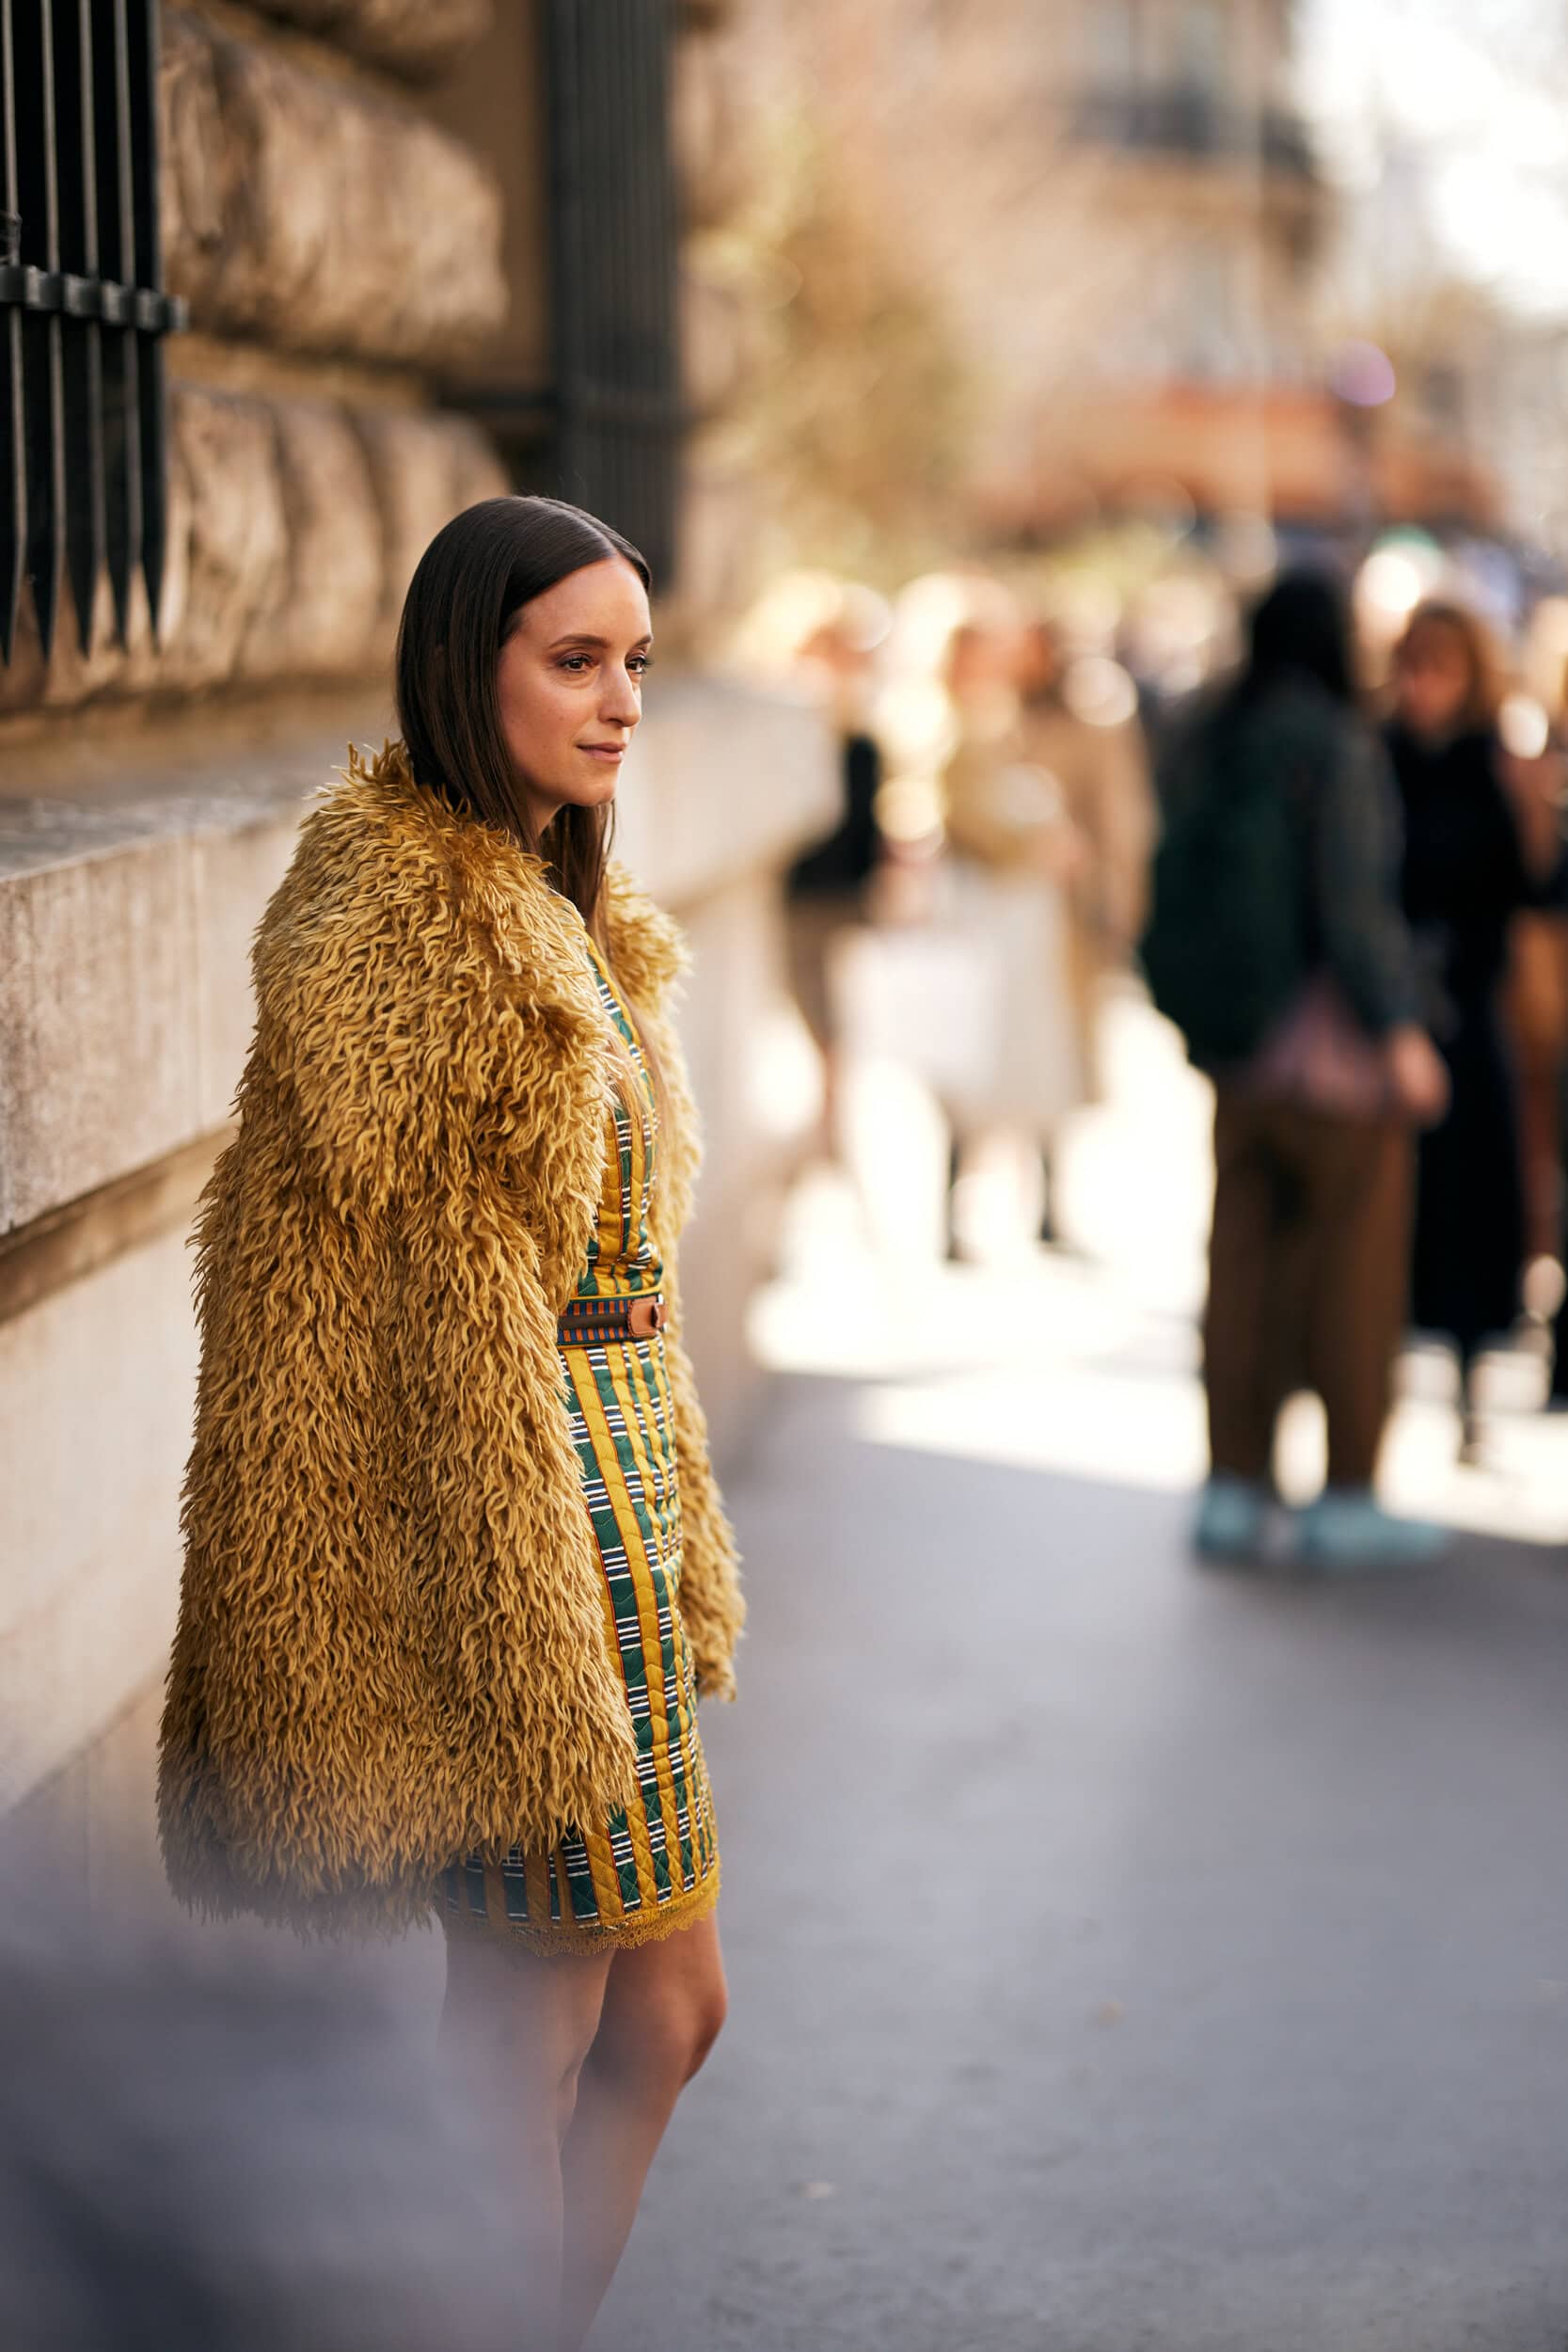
[{"xmin": 285, "ymin": 739, "xmax": 701, "ymax": 1300}]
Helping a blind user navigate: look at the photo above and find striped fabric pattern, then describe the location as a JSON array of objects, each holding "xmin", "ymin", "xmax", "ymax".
[{"xmin": 440, "ymin": 940, "xmax": 720, "ymax": 1951}]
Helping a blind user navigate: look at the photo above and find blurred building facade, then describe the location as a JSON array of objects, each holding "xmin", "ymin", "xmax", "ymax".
[
  {"xmin": 743, "ymin": 0, "xmax": 1496, "ymax": 557},
  {"xmin": 0, "ymin": 1, "xmax": 832, "ymax": 1879},
  {"xmin": 982, "ymin": 0, "xmax": 1497, "ymax": 540}
]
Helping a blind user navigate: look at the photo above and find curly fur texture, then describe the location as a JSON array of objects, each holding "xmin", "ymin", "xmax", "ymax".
[{"xmin": 158, "ymin": 742, "xmax": 743, "ymax": 1936}]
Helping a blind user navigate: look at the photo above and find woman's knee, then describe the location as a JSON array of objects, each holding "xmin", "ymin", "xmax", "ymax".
[
  {"xmin": 594, "ymin": 1964, "xmax": 727, "ymax": 2099},
  {"xmin": 679, "ymin": 1975, "xmax": 728, "ymax": 2082}
]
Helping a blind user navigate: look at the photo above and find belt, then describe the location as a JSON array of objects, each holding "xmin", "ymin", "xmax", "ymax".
[{"xmin": 556, "ymin": 1293, "xmax": 669, "ymax": 1346}]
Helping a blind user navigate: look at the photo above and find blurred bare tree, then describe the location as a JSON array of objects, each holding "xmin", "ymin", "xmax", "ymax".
[
  {"xmin": 720, "ymin": 0, "xmax": 1320, "ymax": 566},
  {"xmin": 703, "ymin": 105, "xmax": 976, "ymax": 580}
]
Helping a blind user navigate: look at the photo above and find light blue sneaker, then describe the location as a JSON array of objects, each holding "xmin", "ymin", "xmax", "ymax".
[
  {"xmin": 1295, "ymin": 1488, "xmax": 1448, "ymax": 1574},
  {"xmin": 1193, "ymin": 1475, "xmax": 1271, "ymax": 1566}
]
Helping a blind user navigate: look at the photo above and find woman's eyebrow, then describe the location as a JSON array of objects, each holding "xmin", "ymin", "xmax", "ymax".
[{"xmin": 546, "ymin": 631, "xmax": 654, "ymax": 652}]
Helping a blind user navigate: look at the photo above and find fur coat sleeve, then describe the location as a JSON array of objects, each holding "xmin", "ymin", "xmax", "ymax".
[{"xmin": 158, "ymin": 753, "xmax": 737, "ymax": 1934}]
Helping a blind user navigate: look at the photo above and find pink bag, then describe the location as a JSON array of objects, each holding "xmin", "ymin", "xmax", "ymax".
[{"xmin": 1246, "ymin": 972, "xmax": 1393, "ymax": 1119}]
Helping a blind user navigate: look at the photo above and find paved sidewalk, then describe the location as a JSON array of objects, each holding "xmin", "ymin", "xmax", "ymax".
[{"xmin": 599, "ymin": 1002, "xmax": 1568, "ymax": 2352}]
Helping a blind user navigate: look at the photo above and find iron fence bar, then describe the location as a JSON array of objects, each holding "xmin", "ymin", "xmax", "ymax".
[
  {"xmin": 124, "ymin": 0, "xmax": 165, "ymax": 640},
  {"xmin": 0, "ymin": 0, "xmax": 180, "ymax": 668},
  {"xmin": 53, "ymin": 0, "xmax": 103, "ymax": 656},
  {"xmin": 545, "ymin": 0, "xmax": 680, "ymax": 586},
  {"xmin": 91, "ymin": 0, "xmax": 137, "ymax": 647},
  {"xmin": 10, "ymin": 0, "xmax": 63, "ymax": 660},
  {"xmin": 545, "ymin": 0, "xmax": 585, "ymax": 503},
  {"xmin": 0, "ymin": 0, "xmax": 24, "ymax": 659},
  {"xmin": 643, "ymin": 0, "xmax": 679, "ymax": 581}
]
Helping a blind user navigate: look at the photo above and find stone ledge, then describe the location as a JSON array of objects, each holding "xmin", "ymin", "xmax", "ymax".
[
  {"xmin": 0, "ymin": 1224, "xmax": 198, "ymax": 1807},
  {"xmin": 0, "ymin": 772, "xmax": 305, "ymax": 1236},
  {"xmin": 0, "ymin": 1136, "xmax": 223, "ymax": 1326}
]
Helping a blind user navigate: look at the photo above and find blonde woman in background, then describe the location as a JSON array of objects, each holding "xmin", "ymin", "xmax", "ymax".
[{"xmin": 939, "ymin": 609, "xmax": 1086, "ymax": 1251}]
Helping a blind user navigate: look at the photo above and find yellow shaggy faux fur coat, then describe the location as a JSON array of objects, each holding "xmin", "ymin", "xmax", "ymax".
[{"xmin": 158, "ymin": 742, "xmax": 743, "ymax": 1935}]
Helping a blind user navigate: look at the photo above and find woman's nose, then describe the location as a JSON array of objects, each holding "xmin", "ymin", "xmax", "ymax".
[{"xmin": 601, "ymin": 669, "xmax": 641, "ymax": 726}]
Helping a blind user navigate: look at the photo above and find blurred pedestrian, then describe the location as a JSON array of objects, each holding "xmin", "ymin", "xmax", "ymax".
[
  {"xmin": 1386, "ymin": 600, "xmax": 1556, "ymax": 1458},
  {"xmin": 783, "ymin": 584, "xmax": 890, "ymax": 1163},
  {"xmin": 1143, "ymin": 571, "xmax": 1448, "ymax": 1569},
  {"xmin": 1538, "ymin": 660, "xmax": 1568, "ymax": 1403},
  {"xmin": 940, "ymin": 612, "xmax": 1085, "ymax": 1250},
  {"xmin": 158, "ymin": 496, "xmax": 741, "ymax": 2350},
  {"xmin": 1014, "ymin": 617, "xmax": 1156, "ymax": 1110}
]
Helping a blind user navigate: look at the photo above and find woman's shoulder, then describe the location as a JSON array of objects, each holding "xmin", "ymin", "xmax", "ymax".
[
  {"xmin": 248, "ymin": 748, "xmax": 607, "ymax": 1176},
  {"xmin": 272, "ymin": 743, "xmax": 524, "ymax": 943},
  {"xmin": 258, "ymin": 744, "xmax": 472, "ymax": 976},
  {"xmin": 259, "ymin": 743, "xmax": 591, "ymax": 1009}
]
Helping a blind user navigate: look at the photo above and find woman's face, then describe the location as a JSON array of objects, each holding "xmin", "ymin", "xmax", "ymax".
[
  {"xmin": 1393, "ymin": 622, "xmax": 1473, "ymax": 741},
  {"xmin": 497, "ymin": 556, "xmax": 653, "ymax": 835}
]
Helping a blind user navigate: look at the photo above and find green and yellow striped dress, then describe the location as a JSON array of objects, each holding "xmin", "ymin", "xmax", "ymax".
[{"xmin": 439, "ymin": 938, "xmax": 721, "ymax": 1953}]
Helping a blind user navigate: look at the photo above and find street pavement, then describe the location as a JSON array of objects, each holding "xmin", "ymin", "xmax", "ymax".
[{"xmin": 597, "ymin": 993, "xmax": 1568, "ymax": 2352}]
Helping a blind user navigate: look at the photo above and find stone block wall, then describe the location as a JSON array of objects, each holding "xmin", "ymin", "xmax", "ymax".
[
  {"xmin": 160, "ymin": 8, "xmax": 505, "ymax": 364},
  {"xmin": 242, "ymin": 0, "xmax": 494, "ymax": 82}
]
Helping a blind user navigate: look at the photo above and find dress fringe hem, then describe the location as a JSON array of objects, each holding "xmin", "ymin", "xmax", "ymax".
[{"xmin": 436, "ymin": 1863, "xmax": 720, "ymax": 1958}]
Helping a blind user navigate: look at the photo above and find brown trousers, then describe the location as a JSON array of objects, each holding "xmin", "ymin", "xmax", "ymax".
[{"xmin": 1204, "ymin": 1089, "xmax": 1415, "ymax": 1490}]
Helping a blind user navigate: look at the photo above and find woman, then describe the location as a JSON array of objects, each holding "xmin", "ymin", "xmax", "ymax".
[
  {"xmin": 1158, "ymin": 574, "xmax": 1449, "ymax": 1569},
  {"xmin": 158, "ymin": 496, "xmax": 743, "ymax": 2348},
  {"xmin": 1386, "ymin": 601, "xmax": 1544, "ymax": 1457},
  {"xmin": 940, "ymin": 612, "xmax": 1085, "ymax": 1251}
]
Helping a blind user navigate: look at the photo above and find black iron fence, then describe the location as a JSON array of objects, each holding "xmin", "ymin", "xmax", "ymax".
[
  {"xmin": 0, "ymin": 0, "xmax": 185, "ymax": 666},
  {"xmin": 545, "ymin": 0, "xmax": 683, "ymax": 585}
]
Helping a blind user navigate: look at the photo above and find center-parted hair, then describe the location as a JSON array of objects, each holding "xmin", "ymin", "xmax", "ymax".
[{"xmin": 394, "ymin": 494, "xmax": 651, "ymax": 941}]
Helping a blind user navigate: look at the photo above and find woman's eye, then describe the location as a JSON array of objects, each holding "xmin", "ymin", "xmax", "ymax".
[
  {"xmin": 560, "ymin": 655, "xmax": 592, "ymax": 673},
  {"xmin": 628, "ymin": 655, "xmax": 653, "ymax": 678}
]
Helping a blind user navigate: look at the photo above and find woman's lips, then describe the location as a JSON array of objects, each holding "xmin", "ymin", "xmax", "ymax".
[{"xmin": 579, "ymin": 742, "xmax": 626, "ymax": 762}]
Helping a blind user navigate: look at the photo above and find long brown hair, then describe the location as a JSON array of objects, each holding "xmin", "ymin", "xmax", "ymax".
[
  {"xmin": 394, "ymin": 495, "xmax": 668, "ymax": 1139},
  {"xmin": 1392, "ymin": 599, "xmax": 1503, "ymax": 733},
  {"xmin": 395, "ymin": 493, "xmax": 650, "ymax": 950}
]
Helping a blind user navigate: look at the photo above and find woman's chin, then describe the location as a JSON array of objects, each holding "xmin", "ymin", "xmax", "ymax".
[{"xmin": 553, "ymin": 774, "xmax": 620, "ymax": 816}]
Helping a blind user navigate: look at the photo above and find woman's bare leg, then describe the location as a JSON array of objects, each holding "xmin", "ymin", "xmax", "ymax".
[
  {"xmin": 438, "ymin": 1927, "xmax": 612, "ymax": 2348},
  {"xmin": 557, "ymin": 1914, "xmax": 728, "ymax": 2350}
]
